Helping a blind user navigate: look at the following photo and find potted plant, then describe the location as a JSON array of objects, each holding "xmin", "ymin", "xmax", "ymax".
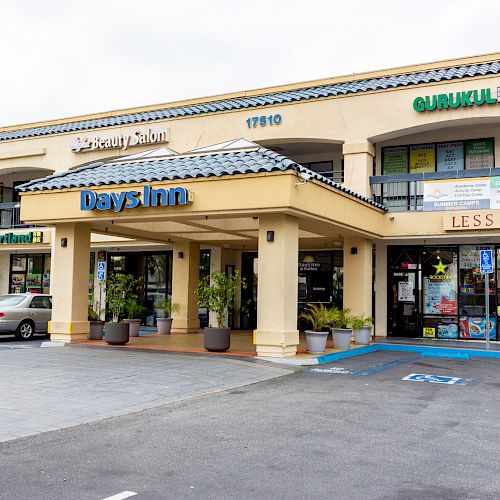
[
  {"xmin": 88, "ymin": 301, "xmax": 105, "ymax": 340},
  {"xmin": 299, "ymin": 303, "xmax": 331, "ymax": 354},
  {"xmin": 124, "ymin": 301, "xmax": 146, "ymax": 337},
  {"xmin": 351, "ymin": 315, "xmax": 373, "ymax": 345},
  {"xmin": 329, "ymin": 307, "xmax": 354, "ymax": 349},
  {"xmin": 155, "ymin": 297, "xmax": 179, "ymax": 335},
  {"xmin": 103, "ymin": 273, "xmax": 132, "ymax": 345},
  {"xmin": 195, "ymin": 270, "xmax": 246, "ymax": 352}
]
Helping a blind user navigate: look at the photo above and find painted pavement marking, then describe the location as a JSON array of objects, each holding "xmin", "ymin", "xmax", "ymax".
[
  {"xmin": 402, "ymin": 373, "xmax": 472, "ymax": 385},
  {"xmin": 101, "ymin": 491, "xmax": 138, "ymax": 500},
  {"xmin": 305, "ymin": 355, "xmax": 420, "ymax": 377}
]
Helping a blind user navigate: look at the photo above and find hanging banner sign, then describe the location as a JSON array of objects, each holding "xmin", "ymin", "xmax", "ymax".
[
  {"xmin": 436, "ymin": 142, "xmax": 464, "ymax": 171},
  {"xmin": 423, "ymin": 178, "xmax": 490, "ymax": 211}
]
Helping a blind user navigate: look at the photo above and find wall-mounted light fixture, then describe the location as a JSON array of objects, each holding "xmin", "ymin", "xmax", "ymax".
[
  {"xmin": 60, "ymin": 238, "xmax": 67, "ymax": 248},
  {"xmin": 178, "ymin": 251, "xmax": 184, "ymax": 259},
  {"xmin": 266, "ymin": 231, "xmax": 275, "ymax": 242},
  {"xmin": 350, "ymin": 247, "xmax": 358, "ymax": 255}
]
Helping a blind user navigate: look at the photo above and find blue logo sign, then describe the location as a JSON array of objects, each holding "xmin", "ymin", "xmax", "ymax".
[
  {"xmin": 480, "ymin": 249, "xmax": 493, "ymax": 274},
  {"xmin": 97, "ymin": 261, "xmax": 106, "ymax": 272},
  {"xmin": 97, "ymin": 270, "xmax": 105, "ymax": 281},
  {"xmin": 80, "ymin": 186, "xmax": 193, "ymax": 212}
]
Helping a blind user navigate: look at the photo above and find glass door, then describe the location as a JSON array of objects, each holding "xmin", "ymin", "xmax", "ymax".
[{"xmin": 388, "ymin": 248, "xmax": 420, "ymax": 337}]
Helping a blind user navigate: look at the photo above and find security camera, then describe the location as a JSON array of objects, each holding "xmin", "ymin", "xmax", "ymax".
[
  {"xmin": 298, "ymin": 172, "xmax": 312, "ymax": 182},
  {"xmin": 389, "ymin": 215, "xmax": 395, "ymax": 221}
]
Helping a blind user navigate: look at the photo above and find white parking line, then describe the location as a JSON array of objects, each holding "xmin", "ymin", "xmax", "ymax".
[{"xmin": 101, "ymin": 491, "xmax": 138, "ymax": 500}]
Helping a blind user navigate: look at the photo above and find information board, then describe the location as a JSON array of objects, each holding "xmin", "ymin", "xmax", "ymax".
[
  {"xmin": 465, "ymin": 138, "xmax": 494, "ymax": 169},
  {"xmin": 437, "ymin": 142, "xmax": 464, "ymax": 171},
  {"xmin": 382, "ymin": 146, "xmax": 408, "ymax": 175},
  {"xmin": 409, "ymin": 144, "xmax": 435, "ymax": 173}
]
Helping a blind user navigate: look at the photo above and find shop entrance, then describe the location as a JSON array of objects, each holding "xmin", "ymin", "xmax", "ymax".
[{"xmin": 388, "ymin": 248, "xmax": 420, "ymax": 337}]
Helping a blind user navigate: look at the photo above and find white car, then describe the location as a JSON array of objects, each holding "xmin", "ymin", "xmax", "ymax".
[{"xmin": 0, "ymin": 293, "xmax": 52, "ymax": 340}]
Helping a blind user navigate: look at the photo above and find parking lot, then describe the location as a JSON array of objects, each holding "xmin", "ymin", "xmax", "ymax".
[{"xmin": 0, "ymin": 346, "xmax": 499, "ymax": 499}]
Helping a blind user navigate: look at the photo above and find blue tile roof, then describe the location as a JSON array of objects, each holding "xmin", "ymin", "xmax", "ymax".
[
  {"xmin": 2, "ymin": 61, "xmax": 500, "ymax": 143},
  {"xmin": 16, "ymin": 147, "xmax": 386, "ymax": 210}
]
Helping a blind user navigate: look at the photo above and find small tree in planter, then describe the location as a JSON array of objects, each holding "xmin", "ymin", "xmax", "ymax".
[
  {"xmin": 195, "ymin": 270, "xmax": 246, "ymax": 352},
  {"xmin": 88, "ymin": 301, "xmax": 105, "ymax": 340},
  {"xmin": 124, "ymin": 301, "xmax": 147, "ymax": 337},
  {"xmin": 351, "ymin": 315, "xmax": 373, "ymax": 345},
  {"xmin": 300, "ymin": 303, "xmax": 332, "ymax": 354},
  {"xmin": 103, "ymin": 273, "xmax": 138, "ymax": 345},
  {"xmin": 155, "ymin": 297, "xmax": 179, "ymax": 335},
  {"xmin": 329, "ymin": 307, "xmax": 355, "ymax": 349}
]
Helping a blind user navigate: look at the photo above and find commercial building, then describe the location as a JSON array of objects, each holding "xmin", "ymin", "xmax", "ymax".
[{"xmin": 1, "ymin": 52, "xmax": 500, "ymax": 356}]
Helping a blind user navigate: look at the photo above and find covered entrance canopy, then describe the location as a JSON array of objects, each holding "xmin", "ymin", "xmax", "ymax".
[{"xmin": 18, "ymin": 139, "xmax": 387, "ymax": 357}]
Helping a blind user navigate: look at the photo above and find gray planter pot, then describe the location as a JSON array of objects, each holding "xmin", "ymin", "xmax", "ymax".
[
  {"xmin": 88, "ymin": 320, "xmax": 104, "ymax": 340},
  {"xmin": 204, "ymin": 327, "xmax": 230, "ymax": 352},
  {"xmin": 124, "ymin": 318, "xmax": 141, "ymax": 337},
  {"xmin": 157, "ymin": 317, "xmax": 173, "ymax": 335},
  {"xmin": 354, "ymin": 326, "xmax": 372, "ymax": 345},
  {"xmin": 104, "ymin": 322, "xmax": 129, "ymax": 345},
  {"xmin": 305, "ymin": 330, "xmax": 329, "ymax": 354},
  {"xmin": 332, "ymin": 328, "xmax": 353, "ymax": 349}
]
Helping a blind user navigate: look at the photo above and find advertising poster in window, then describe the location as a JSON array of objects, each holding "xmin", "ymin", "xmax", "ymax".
[
  {"xmin": 437, "ymin": 142, "xmax": 464, "ymax": 171},
  {"xmin": 465, "ymin": 138, "xmax": 494, "ymax": 169},
  {"xmin": 423, "ymin": 178, "xmax": 490, "ymax": 211},
  {"xmin": 423, "ymin": 251, "xmax": 457, "ymax": 315},
  {"xmin": 383, "ymin": 146, "xmax": 408, "ymax": 175},
  {"xmin": 459, "ymin": 316, "xmax": 496, "ymax": 339},
  {"xmin": 409, "ymin": 144, "xmax": 436, "ymax": 173}
]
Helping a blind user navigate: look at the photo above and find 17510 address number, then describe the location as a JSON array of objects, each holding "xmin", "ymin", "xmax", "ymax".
[{"xmin": 245, "ymin": 114, "xmax": 282, "ymax": 128}]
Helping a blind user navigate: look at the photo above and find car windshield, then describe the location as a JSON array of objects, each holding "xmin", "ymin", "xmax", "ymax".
[{"xmin": 0, "ymin": 295, "xmax": 27, "ymax": 306}]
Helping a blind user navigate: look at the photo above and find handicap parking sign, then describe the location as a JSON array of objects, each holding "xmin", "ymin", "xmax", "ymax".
[
  {"xmin": 480, "ymin": 249, "xmax": 493, "ymax": 274},
  {"xmin": 97, "ymin": 270, "xmax": 105, "ymax": 281},
  {"xmin": 97, "ymin": 261, "xmax": 106, "ymax": 272}
]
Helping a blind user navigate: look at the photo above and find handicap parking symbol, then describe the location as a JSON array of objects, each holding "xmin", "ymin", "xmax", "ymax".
[{"xmin": 402, "ymin": 373, "xmax": 469, "ymax": 385}]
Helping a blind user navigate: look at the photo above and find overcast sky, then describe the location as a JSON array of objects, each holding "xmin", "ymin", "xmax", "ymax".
[{"xmin": 1, "ymin": 0, "xmax": 499, "ymax": 126}]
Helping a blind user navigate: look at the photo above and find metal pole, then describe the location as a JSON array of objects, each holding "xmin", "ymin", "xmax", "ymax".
[
  {"xmin": 98, "ymin": 281, "xmax": 103, "ymax": 321},
  {"xmin": 485, "ymin": 272, "xmax": 490, "ymax": 350}
]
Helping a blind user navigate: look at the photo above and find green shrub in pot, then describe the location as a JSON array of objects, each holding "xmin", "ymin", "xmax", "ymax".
[{"xmin": 299, "ymin": 303, "xmax": 331, "ymax": 354}]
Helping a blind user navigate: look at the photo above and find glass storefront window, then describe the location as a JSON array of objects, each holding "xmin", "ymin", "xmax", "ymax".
[
  {"xmin": 422, "ymin": 248, "xmax": 457, "ymax": 315},
  {"xmin": 10, "ymin": 254, "xmax": 50, "ymax": 294}
]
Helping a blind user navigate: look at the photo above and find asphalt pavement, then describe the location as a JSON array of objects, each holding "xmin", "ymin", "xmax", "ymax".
[{"xmin": 0, "ymin": 349, "xmax": 499, "ymax": 499}]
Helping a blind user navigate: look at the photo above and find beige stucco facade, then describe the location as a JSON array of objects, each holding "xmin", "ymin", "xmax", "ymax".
[{"xmin": 1, "ymin": 52, "xmax": 500, "ymax": 353}]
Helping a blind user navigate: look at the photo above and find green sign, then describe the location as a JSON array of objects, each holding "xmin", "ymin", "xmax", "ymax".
[
  {"xmin": 465, "ymin": 138, "xmax": 494, "ymax": 169},
  {"xmin": 413, "ymin": 88, "xmax": 498, "ymax": 112},
  {"xmin": 0, "ymin": 231, "xmax": 43, "ymax": 244},
  {"xmin": 383, "ymin": 146, "xmax": 408, "ymax": 174}
]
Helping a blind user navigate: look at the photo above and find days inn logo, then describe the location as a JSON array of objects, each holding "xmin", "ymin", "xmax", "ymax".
[
  {"xmin": 0, "ymin": 231, "xmax": 43, "ymax": 244},
  {"xmin": 80, "ymin": 185, "xmax": 194, "ymax": 212}
]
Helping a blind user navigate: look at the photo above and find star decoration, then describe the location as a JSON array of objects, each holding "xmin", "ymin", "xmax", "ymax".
[{"xmin": 433, "ymin": 261, "xmax": 448, "ymax": 275}]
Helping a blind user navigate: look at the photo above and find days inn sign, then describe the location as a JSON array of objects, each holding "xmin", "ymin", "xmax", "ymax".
[
  {"xmin": 80, "ymin": 185, "xmax": 194, "ymax": 212},
  {"xmin": 413, "ymin": 87, "xmax": 500, "ymax": 112}
]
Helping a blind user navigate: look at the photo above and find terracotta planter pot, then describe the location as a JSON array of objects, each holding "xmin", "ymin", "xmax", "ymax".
[
  {"xmin": 354, "ymin": 326, "xmax": 372, "ymax": 345},
  {"xmin": 157, "ymin": 317, "xmax": 173, "ymax": 335},
  {"xmin": 305, "ymin": 330, "xmax": 329, "ymax": 354},
  {"xmin": 204, "ymin": 327, "xmax": 230, "ymax": 352},
  {"xmin": 88, "ymin": 320, "xmax": 104, "ymax": 340},
  {"xmin": 123, "ymin": 318, "xmax": 141, "ymax": 337},
  {"xmin": 332, "ymin": 328, "xmax": 353, "ymax": 349},
  {"xmin": 104, "ymin": 322, "xmax": 129, "ymax": 345}
]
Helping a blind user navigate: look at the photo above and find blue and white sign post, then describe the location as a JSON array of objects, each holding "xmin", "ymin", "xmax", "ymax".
[
  {"xmin": 97, "ymin": 261, "xmax": 106, "ymax": 321},
  {"xmin": 480, "ymin": 249, "xmax": 493, "ymax": 350}
]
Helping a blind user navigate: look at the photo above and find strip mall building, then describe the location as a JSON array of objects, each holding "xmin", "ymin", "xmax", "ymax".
[{"xmin": 1, "ymin": 52, "xmax": 500, "ymax": 357}]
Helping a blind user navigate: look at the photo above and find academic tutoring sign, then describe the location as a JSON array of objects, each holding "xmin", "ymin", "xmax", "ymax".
[
  {"xmin": 424, "ymin": 177, "xmax": 500, "ymax": 211},
  {"xmin": 80, "ymin": 185, "xmax": 194, "ymax": 212}
]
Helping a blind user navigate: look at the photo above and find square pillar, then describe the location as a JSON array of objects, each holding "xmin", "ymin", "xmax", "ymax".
[
  {"xmin": 342, "ymin": 142, "xmax": 374, "ymax": 197},
  {"xmin": 255, "ymin": 214, "xmax": 299, "ymax": 358},
  {"xmin": 374, "ymin": 242, "xmax": 387, "ymax": 337},
  {"xmin": 171, "ymin": 241, "xmax": 200, "ymax": 334},
  {"xmin": 343, "ymin": 236, "xmax": 373, "ymax": 319},
  {"xmin": 48, "ymin": 223, "xmax": 91, "ymax": 342}
]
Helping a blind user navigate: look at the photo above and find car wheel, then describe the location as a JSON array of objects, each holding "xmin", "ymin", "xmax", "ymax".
[{"xmin": 15, "ymin": 320, "xmax": 35, "ymax": 340}]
